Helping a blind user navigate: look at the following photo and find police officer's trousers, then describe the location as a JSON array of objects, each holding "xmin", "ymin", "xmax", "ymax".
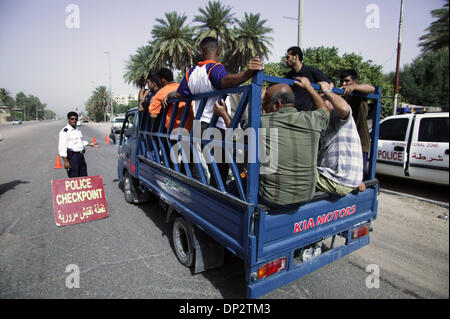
[{"xmin": 67, "ymin": 150, "xmax": 88, "ymax": 178}]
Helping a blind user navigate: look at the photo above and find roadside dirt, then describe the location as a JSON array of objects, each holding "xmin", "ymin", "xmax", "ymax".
[{"xmin": 352, "ymin": 191, "xmax": 449, "ymax": 298}]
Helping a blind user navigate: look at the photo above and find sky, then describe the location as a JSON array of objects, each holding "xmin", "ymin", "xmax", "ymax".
[{"xmin": 0, "ymin": 0, "xmax": 445, "ymax": 116}]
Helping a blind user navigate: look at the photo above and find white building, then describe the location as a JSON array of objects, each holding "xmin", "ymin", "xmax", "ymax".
[
  {"xmin": 0, "ymin": 105, "xmax": 11, "ymax": 123},
  {"xmin": 113, "ymin": 94, "xmax": 139, "ymax": 106}
]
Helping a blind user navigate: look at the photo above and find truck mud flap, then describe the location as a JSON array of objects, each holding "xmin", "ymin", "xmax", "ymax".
[
  {"xmin": 167, "ymin": 204, "xmax": 225, "ymax": 274},
  {"xmin": 179, "ymin": 221, "xmax": 224, "ymax": 274},
  {"xmin": 190, "ymin": 221, "xmax": 225, "ymax": 273}
]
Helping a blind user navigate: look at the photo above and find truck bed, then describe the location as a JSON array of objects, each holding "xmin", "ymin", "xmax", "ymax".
[{"xmin": 138, "ymin": 154, "xmax": 378, "ymax": 298}]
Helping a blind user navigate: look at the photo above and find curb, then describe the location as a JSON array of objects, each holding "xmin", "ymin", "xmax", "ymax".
[{"xmin": 380, "ymin": 188, "xmax": 449, "ymax": 208}]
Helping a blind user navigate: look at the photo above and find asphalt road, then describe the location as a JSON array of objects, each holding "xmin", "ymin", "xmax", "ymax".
[{"xmin": 0, "ymin": 120, "xmax": 448, "ymax": 300}]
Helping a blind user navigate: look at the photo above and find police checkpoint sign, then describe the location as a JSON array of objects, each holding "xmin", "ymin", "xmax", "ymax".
[{"xmin": 51, "ymin": 175, "xmax": 108, "ymax": 227}]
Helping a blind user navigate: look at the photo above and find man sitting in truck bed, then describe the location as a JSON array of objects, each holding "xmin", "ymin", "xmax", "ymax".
[
  {"xmin": 315, "ymin": 81, "xmax": 364, "ymax": 195},
  {"xmin": 214, "ymin": 77, "xmax": 330, "ymax": 207}
]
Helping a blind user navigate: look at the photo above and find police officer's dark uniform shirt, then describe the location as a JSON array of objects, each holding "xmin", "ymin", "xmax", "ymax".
[{"xmin": 285, "ymin": 64, "xmax": 331, "ymax": 112}]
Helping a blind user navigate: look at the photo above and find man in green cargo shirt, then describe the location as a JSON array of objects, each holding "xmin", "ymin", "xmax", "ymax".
[
  {"xmin": 259, "ymin": 78, "xmax": 329, "ymax": 207},
  {"xmin": 213, "ymin": 77, "xmax": 329, "ymax": 207}
]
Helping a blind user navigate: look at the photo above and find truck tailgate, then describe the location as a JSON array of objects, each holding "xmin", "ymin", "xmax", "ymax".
[{"xmin": 255, "ymin": 186, "xmax": 378, "ymax": 262}]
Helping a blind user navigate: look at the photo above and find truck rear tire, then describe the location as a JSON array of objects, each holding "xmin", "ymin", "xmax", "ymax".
[
  {"xmin": 123, "ymin": 172, "xmax": 138, "ymax": 204},
  {"xmin": 173, "ymin": 217, "xmax": 194, "ymax": 268}
]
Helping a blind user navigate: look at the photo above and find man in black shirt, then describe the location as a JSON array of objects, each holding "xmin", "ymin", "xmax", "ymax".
[{"xmin": 285, "ymin": 46, "xmax": 331, "ymax": 111}]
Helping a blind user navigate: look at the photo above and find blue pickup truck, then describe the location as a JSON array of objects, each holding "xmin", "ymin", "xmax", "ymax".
[{"xmin": 116, "ymin": 71, "xmax": 382, "ymax": 298}]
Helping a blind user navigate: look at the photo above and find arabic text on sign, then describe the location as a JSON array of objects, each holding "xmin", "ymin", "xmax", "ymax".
[{"xmin": 57, "ymin": 203, "xmax": 107, "ymax": 224}]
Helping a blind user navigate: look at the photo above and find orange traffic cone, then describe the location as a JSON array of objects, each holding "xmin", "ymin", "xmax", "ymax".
[
  {"xmin": 92, "ymin": 136, "xmax": 96, "ymax": 144},
  {"xmin": 54, "ymin": 154, "xmax": 63, "ymax": 169},
  {"xmin": 105, "ymin": 134, "xmax": 110, "ymax": 145}
]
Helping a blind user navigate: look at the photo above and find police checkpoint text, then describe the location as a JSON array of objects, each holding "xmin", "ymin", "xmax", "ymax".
[{"xmin": 55, "ymin": 179, "xmax": 104, "ymax": 205}]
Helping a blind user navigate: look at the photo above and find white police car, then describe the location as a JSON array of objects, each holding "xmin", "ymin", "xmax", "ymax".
[{"xmin": 376, "ymin": 111, "xmax": 449, "ymax": 185}]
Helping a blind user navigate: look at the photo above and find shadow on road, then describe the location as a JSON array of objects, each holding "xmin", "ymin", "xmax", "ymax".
[
  {"xmin": 0, "ymin": 180, "xmax": 30, "ymax": 197},
  {"xmin": 136, "ymin": 197, "xmax": 247, "ymax": 298}
]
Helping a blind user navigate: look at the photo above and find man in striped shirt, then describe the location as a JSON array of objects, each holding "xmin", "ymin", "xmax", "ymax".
[{"xmin": 316, "ymin": 81, "xmax": 365, "ymax": 195}]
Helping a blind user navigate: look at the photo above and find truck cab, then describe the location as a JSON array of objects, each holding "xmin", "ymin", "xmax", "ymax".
[
  {"xmin": 376, "ymin": 112, "xmax": 449, "ymax": 185},
  {"xmin": 117, "ymin": 109, "xmax": 150, "ymax": 204}
]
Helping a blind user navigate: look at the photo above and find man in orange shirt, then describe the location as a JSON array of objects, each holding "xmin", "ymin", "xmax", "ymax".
[{"xmin": 148, "ymin": 68, "xmax": 193, "ymax": 132}]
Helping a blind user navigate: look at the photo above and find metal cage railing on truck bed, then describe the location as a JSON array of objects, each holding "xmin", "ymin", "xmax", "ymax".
[
  {"xmin": 135, "ymin": 71, "xmax": 382, "ymax": 208},
  {"xmin": 133, "ymin": 70, "xmax": 382, "ymax": 298}
]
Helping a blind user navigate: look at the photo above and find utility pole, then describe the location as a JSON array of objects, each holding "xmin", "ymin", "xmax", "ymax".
[
  {"xmin": 393, "ymin": 0, "xmax": 405, "ymax": 115},
  {"xmin": 283, "ymin": 0, "xmax": 304, "ymax": 47},
  {"xmin": 104, "ymin": 51, "xmax": 113, "ymax": 124},
  {"xmin": 298, "ymin": 0, "xmax": 303, "ymax": 48}
]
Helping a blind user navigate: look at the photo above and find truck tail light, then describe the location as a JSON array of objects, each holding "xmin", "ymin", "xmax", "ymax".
[
  {"xmin": 352, "ymin": 225, "xmax": 370, "ymax": 240},
  {"xmin": 257, "ymin": 257, "xmax": 287, "ymax": 279}
]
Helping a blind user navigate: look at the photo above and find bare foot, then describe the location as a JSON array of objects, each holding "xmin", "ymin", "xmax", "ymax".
[{"xmin": 358, "ymin": 182, "xmax": 366, "ymax": 192}]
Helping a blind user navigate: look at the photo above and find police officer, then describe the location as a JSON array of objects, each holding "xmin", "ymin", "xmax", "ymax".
[{"xmin": 58, "ymin": 111, "xmax": 99, "ymax": 178}]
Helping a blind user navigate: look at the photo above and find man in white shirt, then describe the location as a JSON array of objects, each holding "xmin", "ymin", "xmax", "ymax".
[{"xmin": 58, "ymin": 111, "xmax": 99, "ymax": 178}]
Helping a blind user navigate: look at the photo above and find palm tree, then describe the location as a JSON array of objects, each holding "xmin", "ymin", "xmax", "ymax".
[
  {"xmin": 124, "ymin": 45, "xmax": 154, "ymax": 88},
  {"xmin": 419, "ymin": 0, "xmax": 449, "ymax": 55},
  {"xmin": 15, "ymin": 92, "xmax": 27, "ymax": 120},
  {"xmin": 0, "ymin": 88, "xmax": 15, "ymax": 107},
  {"xmin": 87, "ymin": 86, "xmax": 110, "ymax": 122},
  {"xmin": 193, "ymin": 0, "xmax": 235, "ymax": 54},
  {"xmin": 150, "ymin": 11, "xmax": 195, "ymax": 71},
  {"xmin": 225, "ymin": 13, "xmax": 273, "ymax": 73}
]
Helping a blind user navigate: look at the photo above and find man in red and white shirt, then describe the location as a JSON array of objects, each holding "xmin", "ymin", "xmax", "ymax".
[
  {"xmin": 177, "ymin": 37, "xmax": 263, "ymax": 130},
  {"xmin": 176, "ymin": 37, "xmax": 263, "ymax": 184}
]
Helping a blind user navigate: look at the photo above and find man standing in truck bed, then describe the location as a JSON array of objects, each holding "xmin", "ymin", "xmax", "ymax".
[
  {"xmin": 284, "ymin": 46, "xmax": 331, "ymax": 111},
  {"xmin": 339, "ymin": 69, "xmax": 375, "ymax": 180},
  {"xmin": 176, "ymin": 36, "xmax": 263, "ymax": 185}
]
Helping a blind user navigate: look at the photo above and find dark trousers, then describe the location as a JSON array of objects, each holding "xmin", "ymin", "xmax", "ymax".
[
  {"xmin": 362, "ymin": 151, "xmax": 368, "ymax": 180},
  {"xmin": 67, "ymin": 150, "xmax": 88, "ymax": 178}
]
